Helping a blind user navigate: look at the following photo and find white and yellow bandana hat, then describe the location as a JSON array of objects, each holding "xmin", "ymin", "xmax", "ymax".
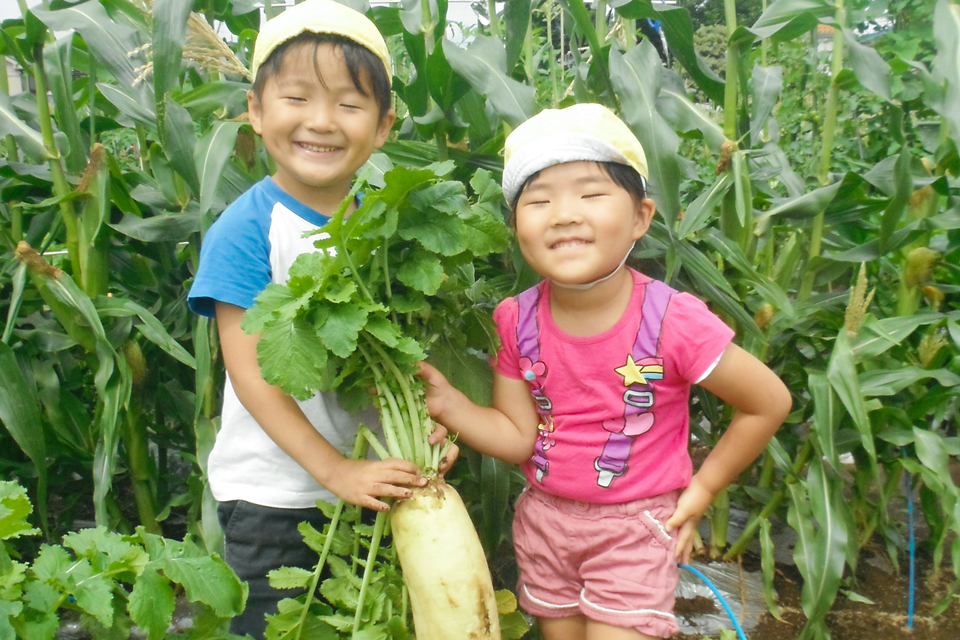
[
  {"xmin": 250, "ymin": 0, "xmax": 392, "ymax": 82},
  {"xmin": 502, "ymin": 103, "xmax": 649, "ymax": 204}
]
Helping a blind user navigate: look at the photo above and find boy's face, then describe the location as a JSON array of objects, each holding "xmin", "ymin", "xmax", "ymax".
[
  {"xmin": 247, "ymin": 42, "xmax": 395, "ymax": 211},
  {"xmin": 513, "ymin": 161, "xmax": 655, "ymax": 287}
]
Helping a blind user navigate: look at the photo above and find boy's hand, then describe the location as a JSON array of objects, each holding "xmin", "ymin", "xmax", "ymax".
[
  {"xmin": 325, "ymin": 457, "xmax": 426, "ymax": 512},
  {"xmin": 665, "ymin": 477, "xmax": 715, "ymax": 565}
]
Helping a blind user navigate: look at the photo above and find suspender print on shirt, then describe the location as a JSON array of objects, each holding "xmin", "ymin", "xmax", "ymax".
[{"xmin": 514, "ymin": 280, "xmax": 676, "ymax": 488}]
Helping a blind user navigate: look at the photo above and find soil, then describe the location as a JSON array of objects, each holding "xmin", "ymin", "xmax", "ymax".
[{"xmin": 675, "ymin": 552, "xmax": 960, "ymax": 640}]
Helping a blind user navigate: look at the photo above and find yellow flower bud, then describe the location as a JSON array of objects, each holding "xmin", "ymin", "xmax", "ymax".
[
  {"xmin": 123, "ymin": 341, "xmax": 148, "ymax": 388},
  {"xmin": 903, "ymin": 247, "xmax": 939, "ymax": 289},
  {"xmin": 918, "ymin": 333, "xmax": 948, "ymax": 369},
  {"xmin": 754, "ymin": 303, "xmax": 774, "ymax": 331},
  {"xmin": 716, "ymin": 140, "xmax": 738, "ymax": 175}
]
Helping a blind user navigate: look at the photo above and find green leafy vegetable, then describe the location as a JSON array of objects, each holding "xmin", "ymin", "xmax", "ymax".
[{"xmin": 246, "ymin": 162, "xmax": 509, "ymax": 473}]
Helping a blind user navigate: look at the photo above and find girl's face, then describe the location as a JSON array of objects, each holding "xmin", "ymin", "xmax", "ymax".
[{"xmin": 513, "ymin": 161, "xmax": 655, "ymax": 287}]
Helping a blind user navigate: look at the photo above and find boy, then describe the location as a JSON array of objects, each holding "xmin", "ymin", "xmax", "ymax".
[{"xmin": 188, "ymin": 2, "xmax": 437, "ymax": 636}]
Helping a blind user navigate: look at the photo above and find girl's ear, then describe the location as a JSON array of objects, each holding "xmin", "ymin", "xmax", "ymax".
[{"xmin": 632, "ymin": 197, "xmax": 656, "ymax": 240}]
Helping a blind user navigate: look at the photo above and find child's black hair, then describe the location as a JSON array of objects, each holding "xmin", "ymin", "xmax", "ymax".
[
  {"xmin": 509, "ymin": 161, "xmax": 649, "ymax": 213},
  {"xmin": 252, "ymin": 32, "xmax": 392, "ymax": 120}
]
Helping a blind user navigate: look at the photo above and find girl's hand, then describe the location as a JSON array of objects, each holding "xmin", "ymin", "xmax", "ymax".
[
  {"xmin": 665, "ymin": 477, "xmax": 715, "ymax": 565},
  {"xmin": 325, "ymin": 457, "xmax": 426, "ymax": 512},
  {"xmin": 418, "ymin": 361, "xmax": 456, "ymax": 423},
  {"xmin": 427, "ymin": 420, "xmax": 460, "ymax": 477}
]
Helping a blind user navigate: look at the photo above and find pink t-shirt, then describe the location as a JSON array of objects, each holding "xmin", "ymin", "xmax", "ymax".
[{"xmin": 493, "ymin": 269, "xmax": 735, "ymax": 504}]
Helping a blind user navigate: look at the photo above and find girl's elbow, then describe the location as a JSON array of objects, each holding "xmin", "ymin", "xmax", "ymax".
[{"xmin": 509, "ymin": 435, "xmax": 539, "ymax": 465}]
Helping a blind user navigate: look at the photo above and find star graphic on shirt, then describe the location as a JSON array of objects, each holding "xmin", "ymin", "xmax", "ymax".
[{"xmin": 615, "ymin": 355, "xmax": 647, "ymax": 386}]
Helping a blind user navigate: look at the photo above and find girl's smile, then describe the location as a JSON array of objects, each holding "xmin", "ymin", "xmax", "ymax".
[{"xmin": 514, "ymin": 161, "xmax": 655, "ymax": 291}]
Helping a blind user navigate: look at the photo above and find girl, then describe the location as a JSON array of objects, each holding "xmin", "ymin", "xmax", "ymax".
[{"xmin": 420, "ymin": 103, "xmax": 792, "ymax": 640}]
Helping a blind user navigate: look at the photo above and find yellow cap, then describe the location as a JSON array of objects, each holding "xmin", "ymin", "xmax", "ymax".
[
  {"xmin": 502, "ymin": 103, "xmax": 648, "ymax": 204},
  {"xmin": 250, "ymin": 0, "xmax": 391, "ymax": 82}
]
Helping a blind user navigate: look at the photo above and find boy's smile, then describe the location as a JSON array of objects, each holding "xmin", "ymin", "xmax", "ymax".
[
  {"xmin": 514, "ymin": 161, "xmax": 655, "ymax": 290},
  {"xmin": 247, "ymin": 42, "xmax": 395, "ymax": 213}
]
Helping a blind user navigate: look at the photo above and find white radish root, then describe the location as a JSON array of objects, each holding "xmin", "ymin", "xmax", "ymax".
[{"xmin": 390, "ymin": 478, "xmax": 501, "ymax": 640}]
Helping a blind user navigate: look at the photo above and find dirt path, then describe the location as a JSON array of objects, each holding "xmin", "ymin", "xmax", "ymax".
[{"xmin": 676, "ymin": 553, "xmax": 960, "ymax": 640}]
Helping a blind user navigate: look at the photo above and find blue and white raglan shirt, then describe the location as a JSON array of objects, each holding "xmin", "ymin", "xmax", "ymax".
[{"xmin": 189, "ymin": 176, "xmax": 379, "ymax": 509}]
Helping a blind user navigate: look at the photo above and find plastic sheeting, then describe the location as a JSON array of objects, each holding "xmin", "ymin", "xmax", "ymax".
[{"xmin": 675, "ymin": 561, "xmax": 769, "ymax": 636}]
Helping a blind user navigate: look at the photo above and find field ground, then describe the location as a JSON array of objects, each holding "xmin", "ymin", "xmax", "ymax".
[{"xmin": 676, "ymin": 552, "xmax": 960, "ymax": 640}]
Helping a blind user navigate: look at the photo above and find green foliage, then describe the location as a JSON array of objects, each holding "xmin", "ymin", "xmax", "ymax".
[
  {"xmin": 0, "ymin": 480, "xmax": 246, "ymax": 639},
  {"xmin": 1, "ymin": 0, "xmax": 959, "ymax": 636},
  {"xmin": 247, "ymin": 162, "xmax": 507, "ymax": 416}
]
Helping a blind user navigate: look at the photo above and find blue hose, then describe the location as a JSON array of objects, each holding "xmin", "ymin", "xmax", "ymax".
[
  {"xmin": 679, "ymin": 563, "xmax": 749, "ymax": 640},
  {"xmin": 903, "ymin": 469, "xmax": 915, "ymax": 630}
]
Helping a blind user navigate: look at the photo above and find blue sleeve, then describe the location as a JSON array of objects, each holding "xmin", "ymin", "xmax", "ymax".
[{"xmin": 188, "ymin": 183, "xmax": 273, "ymax": 318}]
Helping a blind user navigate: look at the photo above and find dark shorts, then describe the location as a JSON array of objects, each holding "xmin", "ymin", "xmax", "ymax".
[{"xmin": 218, "ymin": 500, "xmax": 329, "ymax": 640}]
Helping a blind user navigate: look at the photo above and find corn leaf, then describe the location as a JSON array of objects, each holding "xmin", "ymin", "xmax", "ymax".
[
  {"xmin": 42, "ymin": 36, "xmax": 86, "ymax": 173},
  {"xmin": 162, "ymin": 97, "xmax": 200, "ymax": 196},
  {"xmin": 480, "ymin": 455, "xmax": 512, "ymax": 553},
  {"xmin": 109, "ymin": 211, "xmax": 200, "ymax": 243},
  {"xmin": 194, "ymin": 121, "xmax": 243, "ymax": 215},
  {"xmin": 759, "ymin": 519, "xmax": 783, "ymax": 620},
  {"xmin": 748, "ymin": 0, "xmax": 834, "ymax": 42},
  {"xmin": 612, "ymin": 0, "xmax": 725, "ymax": 104},
  {"xmin": 749, "ymin": 64, "xmax": 783, "ymax": 147},
  {"xmin": 441, "ymin": 36, "xmax": 537, "ymax": 127},
  {"xmin": 931, "ymin": 0, "xmax": 960, "ymax": 151},
  {"xmin": 879, "ymin": 147, "xmax": 913, "ymax": 255},
  {"xmin": 0, "ymin": 344, "xmax": 47, "ymax": 494},
  {"xmin": 657, "ymin": 69, "xmax": 726, "ymax": 153},
  {"xmin": 96, "ymin": 297, "xmax": 197, "ymax": 369},
  {"xmin": 788, "ymin": 456, "xmax": 848, "ymax": 640},
  {"xmin": 503, "ymin": 0, "xmax": 531, "ymax": 72},
  {"xmin": 97, "ymin": 83, "xmax": 157, "ymax": 128},
  {"xmin": 677, "ymin": 173, "xmax": 733, "ymax": 240},
  {"xmin": 826, "ymin": 330, "xmax": 875, "ymax": 460},
  {"xmin": 859, "ymin": 367, "xmax": 960, "ymax": 397},
  {"xmin": 610, "ymin": 41, "xmax": 683, "ymax": 228},
  {"xmin": 32, "ymin": 3, "xmax": 145, "ymax": 92},
  {"xmin": 852, "ymin": 314, "xmax": 946, "ymax": 359},
  {"xmin": 841, "ymin": 28, "xmax": 891, "ymax": 102},
  {"xmin": 151, "ymin": 0, "xmax": 191, "ymax": 106},
  {"xmin": 808, "ymin": 373, "xmax": 839, "ymax": 470},
  {"xmin": 0, "ymin": 92, "xmax": 46, "ymax": 162},
  {"xmin": 704, "ymin": 229, "xmax": 794, "ymax": 317}
]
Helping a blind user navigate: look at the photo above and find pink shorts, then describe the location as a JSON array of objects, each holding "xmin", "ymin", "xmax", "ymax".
[{"xmin": 512, "ymin": 486, "xmax": 680, "ymax": 638}]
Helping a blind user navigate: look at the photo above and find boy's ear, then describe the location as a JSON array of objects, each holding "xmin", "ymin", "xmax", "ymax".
[
  {"xmin": 632, "ymin": 197, "xmax": 656, "ymax": 240},
  {"xmin": 247, "ymin": 89, "xmax": 263, "ymax": 136},
  {"xmin": 374, "ymin": 108, "xmax": 396, "ymax": 148}
]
